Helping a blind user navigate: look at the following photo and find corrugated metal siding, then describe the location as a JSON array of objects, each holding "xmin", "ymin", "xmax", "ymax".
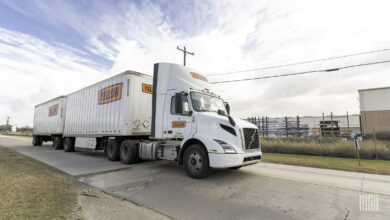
[
  {"xmin": 33, "ymin": 97, "xmax": 67, "ymax": 135},
  {"xmin": 63, "ymin": 73, "xmax": 152, "ymax": 137},
  {"xmin": 361, "ymin": 110, "xmax": 390, "ymax": 134},
  {"xmin": 130, "ymin": 75, "xmax": 153, "ymax": 134},
  {"xmin": 359, "ymin": 87, "xmax": 390, "ymax": 111}
]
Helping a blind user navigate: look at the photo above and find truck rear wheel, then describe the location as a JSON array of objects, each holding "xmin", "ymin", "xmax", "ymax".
[
  {"xmin": 120, "ymin": 140, "xmax": 139, "ymax": 164},
  {"xmin": 53, "ymin": 136, "xmax": 63, "ymax": 150},
  {"xmin": 183, "ymin": 144, "xmax": 211, "ymax": 179},
  {"xmin": 106, "ymin": 140, "xmax": 120, "ymax": 161},
  {"xmin": 64, "ymin": 137, "xmax": 75, "ymax": 152},
  {"xmin": 32, "ymin": 136, "xmax": 42, "ymax": 146}
]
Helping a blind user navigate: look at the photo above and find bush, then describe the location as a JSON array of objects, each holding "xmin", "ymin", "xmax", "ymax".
[{"xmin": 261, "ymin": 137, "xmax": 390, "ymax": 160}]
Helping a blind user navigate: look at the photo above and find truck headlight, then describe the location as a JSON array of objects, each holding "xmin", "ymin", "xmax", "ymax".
[{"xmin": 213, "ymin": 139, "xmax": 237, "ymax": 154}]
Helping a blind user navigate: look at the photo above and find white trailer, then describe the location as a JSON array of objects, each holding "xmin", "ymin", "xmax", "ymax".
[
  {"xmin": 62, "ymin": 71, "xmax": 152, "ymax": 151},
  {"xmin": 32, "ymin": 96, "xmax": 67, "ymax": 148},
  {"xmin": 33, "ymin": 63, "xmax": 262, "ymax": 178}
]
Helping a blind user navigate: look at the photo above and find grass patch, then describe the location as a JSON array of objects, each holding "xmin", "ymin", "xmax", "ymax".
[
  {"xmin": 262, "ymin": 153, "xmax": 390, "ymax": 175},
  {"xmin": 261, "ymin": 137, "xmax": 390, "ymax": 160},
  {"xmin": 0, "ymin": 146, "xmax": 79, "ymax": 219}
]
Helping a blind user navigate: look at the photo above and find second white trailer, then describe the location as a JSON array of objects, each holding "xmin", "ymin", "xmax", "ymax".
[{"xmin": 32, "ymin": 96, "xmax": 67, "ymax": 148}]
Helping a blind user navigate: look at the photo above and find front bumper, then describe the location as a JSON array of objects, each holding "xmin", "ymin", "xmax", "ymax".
[{"xmin": 208, "ymin": 151, "xmax": 262, "ymax": 168}]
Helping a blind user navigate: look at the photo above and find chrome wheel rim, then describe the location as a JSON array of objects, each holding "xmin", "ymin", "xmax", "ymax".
[{"xmin": 187, "ymin": 151, "xmax": 203, "ymax": 174}]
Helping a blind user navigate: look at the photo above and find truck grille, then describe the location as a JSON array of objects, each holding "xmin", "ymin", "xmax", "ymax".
[{"xmin": 242, "ymin": 128, "xmax": 260, "ymax": 150}]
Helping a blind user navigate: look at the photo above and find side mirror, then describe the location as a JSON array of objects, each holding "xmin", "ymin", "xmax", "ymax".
[
  {"xmin": 218, "ymin": 109, "xmax": 226, "ymax": 116},
  {"xmin": 175, "ymin": 93, "xmax": 183, "ymax": 114},
  {"xmin": 225, "ymin": 102, "xmax": 230, "ymax": 115}
]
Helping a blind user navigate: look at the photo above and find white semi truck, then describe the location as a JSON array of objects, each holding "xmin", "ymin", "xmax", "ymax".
[{"xmin": 32, "ymin": 63, "xmax": 262, "ymax": 178}]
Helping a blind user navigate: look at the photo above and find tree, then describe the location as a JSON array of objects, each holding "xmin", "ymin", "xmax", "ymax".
[
  {"xmin": 0, "ymin": 124, "xmax": 12, "ymax": 133},
  {"xmin": 16, "ymin": 126, "xmax": 33, "ymax": 134}
]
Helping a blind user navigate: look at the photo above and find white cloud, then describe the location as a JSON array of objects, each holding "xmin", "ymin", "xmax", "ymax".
[{"xmin": 0, "ymin": 27, "xmax": 108, "ymax": 127}]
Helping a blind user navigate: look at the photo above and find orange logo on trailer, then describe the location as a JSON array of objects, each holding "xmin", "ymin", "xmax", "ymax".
[
  {"xmin": 48, "ymin": 104, "xmax": 58, "ymax": 117},
  {"xmin": 142, "ymin": 84, "xmax": 153, "ymax": 94},
  {"xmin": 99, "ymin": 83, "xmax": 123, "ymax": 104},
  {"xmin": 190, "ymin": 72, "xmax": 208, "ymax": 82},
  {"xmin": 172, "ymin": 121, "xmax": 186, "ymax": 128}
]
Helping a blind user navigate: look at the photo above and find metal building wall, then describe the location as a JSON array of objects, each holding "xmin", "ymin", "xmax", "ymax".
[
  {"xmin": 359, "ymin": 87, "xmax": 390, "ymax": 135},
  {"xmin": 361, "ymin": 111, "xmax": 390, "ymax": 134}
]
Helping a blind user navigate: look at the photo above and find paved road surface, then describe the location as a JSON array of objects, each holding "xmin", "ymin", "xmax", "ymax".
[
  {"xmin": 0, "ymin": 135, "xmax": 131, "ymax": 176},
  {"xmin": 1, "ymin": 135, "xmax": 390, "ymax": 219}
]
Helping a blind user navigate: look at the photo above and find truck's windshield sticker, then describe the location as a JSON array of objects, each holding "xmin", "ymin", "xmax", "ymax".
[
  {"xmin": 48, "ymin": 104, "xmax": 58, "ymax": 117},
  {"xmin": 99, "ymin": 83, "xmax": 122, "ymax": 104},
  {"xmin": 142, "ymin": 84, "xmax": 153, "ymax": 94},
  {"xmin": 172, "ymin": 121, "xmax": 186, "ymax": 128},
  {"xmin": 190, "ymin": 72, "xmax": 208, "ymax": 82}
]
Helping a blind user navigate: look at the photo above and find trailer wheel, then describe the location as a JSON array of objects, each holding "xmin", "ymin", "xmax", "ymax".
[
  {"xmin": 106, "ymin": 140, "xmax": 120, "ymax": 161},
  {"xmin": 183, "ymin": 144, "xmax": 211, "ymax": 179},
  {"xmin": 120, "ymin": 140, "xmax": 139, "ymax": 164},
  {"xmin": 53, "ymin": 136, "xmax": 63, "ymax": 150},
  {"xmin": 64, "ymin": 137, "xmax": 75, "ymax": 152},
  {"xmin": 32, "ymin": 136, "xmax": 42, "ymax": 146}
]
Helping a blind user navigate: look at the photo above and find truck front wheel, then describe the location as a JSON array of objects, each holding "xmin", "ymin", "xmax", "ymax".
[
  {"xmin": 106, "ymin": 140, "xmax": 120, "ymax": 161},
  {"xmin": 183, "ymin": 144, "xmax": 211, "ymax": 179},
  {"xmin": 119, "ymin": 140, "xmax": 139, "ymax": 164}
]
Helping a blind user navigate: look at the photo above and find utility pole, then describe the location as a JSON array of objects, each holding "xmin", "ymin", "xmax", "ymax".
[
  {"xmin": 6, "ymin": 116, "xmax": 10, "ymax": 126},
  {"xmin": 177, "ymin": 46, "xmax": 194, "ymax": 66}
]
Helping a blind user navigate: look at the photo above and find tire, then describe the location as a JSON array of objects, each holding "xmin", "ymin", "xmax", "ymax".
[
  {"xmin": 64, "ymin": 137, "xmax": 75, "ymax": 152},
  {"xmin": 183, "ymin": 144, "xmax": 211, "ymax": 179},
  {"xmin": 53, "ymin": 136, "xmax": 63, "ymax": 150},
  {"xmin": 32, "ymin": 136, "xmax": 42, "ymax": 146},
  {"xmin": 120, "ymin": 140, "xmax": 139, "ymax": 164},
  {"xmin": 106, "ymin": 140, "xmax": 120, "ymax": 161}
]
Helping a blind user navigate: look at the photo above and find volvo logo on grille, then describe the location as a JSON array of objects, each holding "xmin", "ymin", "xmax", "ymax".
[{"xmin": 248, "ymin": 130, "xmax": 257, "ymax": 149}]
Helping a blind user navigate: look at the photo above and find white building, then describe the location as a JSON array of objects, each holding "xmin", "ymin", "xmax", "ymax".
[{"xmin": 359, "ymin": 86, "xmax": 390, "ymax": 135}]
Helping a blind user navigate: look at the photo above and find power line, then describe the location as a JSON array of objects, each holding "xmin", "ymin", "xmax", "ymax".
[
  {"xmin": 210, "ymin": 59, "xmax": 390, "ymax": 84},
  {"xmin": 207, "ymin": 48, "xmax": 390, "ymax": 77}
]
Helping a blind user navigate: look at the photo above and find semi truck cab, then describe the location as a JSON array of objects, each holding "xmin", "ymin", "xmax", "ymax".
[{"xmin": 151, "ymin": 63, "xmax": 262, "ymax": 177}]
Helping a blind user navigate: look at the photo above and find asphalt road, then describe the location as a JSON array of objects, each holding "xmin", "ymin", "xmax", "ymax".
[
  {"xmin": 1, "ymin": 135, "xmax": 390, "ymax": 220},
  {"xmin": 0, "ymin": 135, "xmax": 131, "ymax": 176}
]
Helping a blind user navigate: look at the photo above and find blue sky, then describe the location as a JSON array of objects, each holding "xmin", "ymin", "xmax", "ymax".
[{"xmin": 1, "ymin": 0, "xmax": 390, "ymax": 127}]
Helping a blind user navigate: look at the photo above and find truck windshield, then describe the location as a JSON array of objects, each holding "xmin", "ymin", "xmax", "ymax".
[{"xmin": 190, "ymin": 92, "xmax": 226, "ymax": 114}]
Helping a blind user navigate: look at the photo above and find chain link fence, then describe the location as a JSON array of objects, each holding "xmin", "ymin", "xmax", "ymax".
[{"xmin": 246, "ymin": 113, "xmax": 390, "ymax": 160}]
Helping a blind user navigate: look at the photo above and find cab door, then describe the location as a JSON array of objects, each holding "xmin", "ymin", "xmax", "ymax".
[{"xmin": 163, "ymin": 92, "xmax": 192, "ymax": 139}]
